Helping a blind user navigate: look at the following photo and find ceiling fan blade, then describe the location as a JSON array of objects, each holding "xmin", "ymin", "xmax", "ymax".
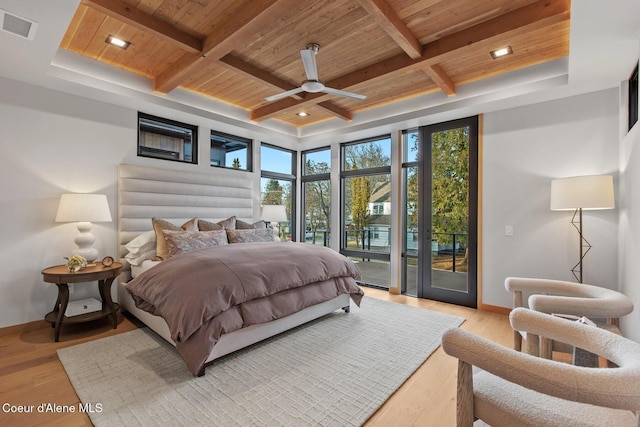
[
  {"xmin": 265, "ymin": 87, "xmax": 304, "ymax": 102},
  {"xmin": 300, "ymin": 49, "xmax": 319, "ymax": 81},
  {"xmin": 322, "ymin": 86, "xmax": 367, "ymax": 100}
]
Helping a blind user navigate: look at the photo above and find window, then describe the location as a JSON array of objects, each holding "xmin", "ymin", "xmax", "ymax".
[
  {"xmin": 138, "ymin": 112, "xmax": 198, "ymax": 164},
  {"xmin": 261, "ymin": 143, "xmax": 296, "ymax": 241},
  {"xmin": 210, "ymin": 131, "xmax": 252, "ymax": 171},
  {"xmin": 372, "ymin": 203, "xmax": 384, "ymax": 215},
  {"xmin": 401, "ymin": 129, "xmax": 420, "ymax": 295},
  {"xmin": 302, "ymin": 147, "xmax": 331, "ymax": 245},
  {"xmin": 341, "ymin": 135, "xmax": 392, "ymax": 288},
  {"xmin": 630, "ymin": 62, "xmax": 638, "ymax": 131}
]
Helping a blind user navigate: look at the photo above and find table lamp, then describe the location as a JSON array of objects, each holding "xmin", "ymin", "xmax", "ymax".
[
  {"xmin": 55, "ymin": 193, "xmax": 112, "ymax": 262},
  {"xmin": 550, "ymin": 175, "xmax": 615, "ymax": 283}
]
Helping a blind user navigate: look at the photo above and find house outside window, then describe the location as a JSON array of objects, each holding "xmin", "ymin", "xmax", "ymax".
[
  {"xmin": 261, "ymin": 143, "xmax": 296, "ymax": 241},
  {"xmin": 340, "ymin": 135, "xmax": 392, "ymax": 288},
  {"xmin": 210, "ymin": 130, "xmax": 252, "ymax": 171}
]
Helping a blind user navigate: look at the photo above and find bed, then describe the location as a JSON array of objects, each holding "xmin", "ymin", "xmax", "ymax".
[{"xmin": 117, "ymin": 164, "xmax": 363, "ymax": 376}]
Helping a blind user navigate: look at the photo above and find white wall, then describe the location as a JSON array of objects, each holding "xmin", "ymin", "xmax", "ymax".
[
  {"xmin": 482, "ymin": 89, "xmax": 620, "ymax": 308},
  {"xmin": 0, "ymin": 77, "xmax": 296, "ymax": 328},
  {"xmin": 619, "ymin": 123, "xmax": 640, "ymax": 341},
  {"xmin": 618, "ymin": 50, "xmax": 640, "ymax": 341}
]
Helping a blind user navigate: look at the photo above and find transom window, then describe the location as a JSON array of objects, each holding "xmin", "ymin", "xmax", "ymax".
[{"xmin": 210, "ymin": 131, "xmax": 252, "ymax": 171}]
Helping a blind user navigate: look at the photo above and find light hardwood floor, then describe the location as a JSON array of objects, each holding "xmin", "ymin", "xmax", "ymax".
[{"xmin": 0, "ymin": 288, "xmax": 512, "ymax": 426}]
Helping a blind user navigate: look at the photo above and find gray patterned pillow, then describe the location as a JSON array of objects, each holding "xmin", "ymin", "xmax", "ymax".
[
  {"xmin": 162, "ymin": 229, "xmax": 229, "ymax": 257},
  {"xmin": 236, "ymin": 219, "xmax": 268, "ymax": 229},
  {"xmin": 152, "ymin": 217, "xmax": 199, "ymax": 260},
  {"xmin": 226, "ymin": 228, "xmax": 278, "ymax": 243},
  {"xmin": 198, "ymin": 216, "xmax": 236, "ymax": 231}
]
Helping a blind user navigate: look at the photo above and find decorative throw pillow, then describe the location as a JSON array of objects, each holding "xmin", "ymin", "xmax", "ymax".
[
  {"xmin": 236, "ymin": 219, "xmax": 268, "ymax": 229},
  {"xmin": 198, "ymin": 216, "xmax": 236, "ymax": 231},
  {"xmin": 162, "ymin": 229, "xmax": 229, "ymax": 257},
  {"xmin": 125, "ymin": 230, "xmax": 156, "ymax": 255},
  {"xmin": 124, "ymin": 249, "xmax": 156, "ymax": 266},
  {"xmin": 152, "ymin": 217, "xmax": 199, "ymax": 260},
  {"xmin": 226, "ymin": 228, "xmax": 279, "ymax": 244}
]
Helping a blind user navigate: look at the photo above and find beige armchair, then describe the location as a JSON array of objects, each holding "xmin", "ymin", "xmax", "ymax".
[
  {"xmin": 504, "ymin": 277, "xmax": 633, "ymax": 358},
  {"xmin": 442, "ymin": 308, "xmax": 640, "ymax": 427}
]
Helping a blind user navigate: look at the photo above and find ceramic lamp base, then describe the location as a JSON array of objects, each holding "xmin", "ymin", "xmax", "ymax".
[{"xmin": 73, "ymin": 221, "xmax": 99, "ymax": 262}]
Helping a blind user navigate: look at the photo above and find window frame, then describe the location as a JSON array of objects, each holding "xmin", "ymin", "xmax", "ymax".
[
  {"xmin": 301, "ymin": 146, "xmax": 331, "ymax": 245},
  {"xmin": 629, "ymin": 62, "xmax": 638, "ymax": 132},
  {"xmin": 260, "ymin": 143, "xmax": 297, "ymax": 241},
  {"xmin": 209, "ymin": 130, "xmax": 252, "ymax": 171},
  {"xmin": 137, "ymin": 112, "xmax": 198, "ymax": 164},
  {"xmin": 339, "ymin": 134, "xmax": 392, "ymax": 261}
]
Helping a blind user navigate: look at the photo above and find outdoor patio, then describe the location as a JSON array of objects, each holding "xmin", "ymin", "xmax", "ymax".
[{"xmin": 350, "ymin": 259, "xmax": 468, "ymax": 295}]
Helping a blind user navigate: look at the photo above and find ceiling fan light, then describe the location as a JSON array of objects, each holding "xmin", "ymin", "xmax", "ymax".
[{"xmin": 490, "ymin": 46, "xmax": 512, "ymax": 59}]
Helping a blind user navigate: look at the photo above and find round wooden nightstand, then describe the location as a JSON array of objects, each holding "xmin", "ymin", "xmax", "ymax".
[{"xmin": 41, "ymin": 262, "xmax": 123, "ymax": 342}]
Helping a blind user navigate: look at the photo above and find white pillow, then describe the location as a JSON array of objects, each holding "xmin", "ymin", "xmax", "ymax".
[
  {"xmin": 125, "ymin": 249, "xmax": 157, "ymax": 266},
  {"xmin": 125, "ymin": 230, "xmax": 156, "ymax": 255}
]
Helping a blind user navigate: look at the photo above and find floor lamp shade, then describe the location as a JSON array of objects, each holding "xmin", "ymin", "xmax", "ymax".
[
  {"xmin": 260, "ymin": 205, "xmax": 287, "ymax": 240},
  {"xmin": 55, "ymin": 193, "xmax": 112, "ymax": 261},
  {"xmin": 550, "ymin": 175, "xmax": 615, "ymax": 211},
  {"xmin": 550, "ymin": 175, "xmax": 615, "ymax": 282},
  {"xmin": 260, "ymin": 205, "xmax": 288, "ymax": 223}
]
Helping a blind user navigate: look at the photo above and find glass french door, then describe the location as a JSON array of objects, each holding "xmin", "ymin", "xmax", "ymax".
[{"xmin": 402, "ymin": 116, "xmax": 478, "ymax": 308}]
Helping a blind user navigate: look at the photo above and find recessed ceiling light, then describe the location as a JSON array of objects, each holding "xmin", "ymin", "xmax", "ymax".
[
  {"xmin": 297, "ymin": 112, "xmax": 309, "ymax": 117},
  {"xmin": 490, "ymin": 46, "xmax": 513, "ymax": 59},
  {"xmin": 106, "ymin": 35, "xmax": 130, "ymax": 50}
]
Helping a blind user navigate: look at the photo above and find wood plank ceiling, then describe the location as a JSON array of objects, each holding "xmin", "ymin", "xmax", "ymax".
[{"xmin": 61, "ymin": 0, "xmax": 570, "ymax": 128}]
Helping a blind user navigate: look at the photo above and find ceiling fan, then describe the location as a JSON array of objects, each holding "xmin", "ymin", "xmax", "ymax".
[{"xmin": 265, "ymin": 43, "xmax": 367, "ymax": 102}]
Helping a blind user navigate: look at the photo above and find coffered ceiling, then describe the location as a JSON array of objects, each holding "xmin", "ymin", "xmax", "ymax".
[{"xmin": 59, "ymin": 0, "xmax": 571, "ymax": 128}]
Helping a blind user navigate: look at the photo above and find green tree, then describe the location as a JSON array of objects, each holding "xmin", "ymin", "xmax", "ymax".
[
  {"xmin": 406, "ymin": 133, "xmax": 419, "ymax": 231},
  {"xmin": 304, "ymin": 160, "xmax": 331, "ymax": 242},
  {"xmin": 262, "ymin": 179, "xmax": 282, "ymax": 205},
  {"xmin": 350, "ymin": 170, "xmax": 371, "ymax": 248},
  {"xmin": 430, "ymin": 128, "xmax": 469, "ymax": 267},
  {"xmin": 344, "ymin": 141, "xmax": 389, "ymax": 247}
]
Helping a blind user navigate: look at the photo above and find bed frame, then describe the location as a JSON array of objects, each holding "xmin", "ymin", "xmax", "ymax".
[{"xmin": 117, "ymin": 164, "xmax": 350, "ymax": 375}]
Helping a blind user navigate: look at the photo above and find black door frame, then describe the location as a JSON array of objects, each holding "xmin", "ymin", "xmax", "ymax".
[{"xmin": 417, "ymin": 116, "xmax": 478, "ymax": 308}]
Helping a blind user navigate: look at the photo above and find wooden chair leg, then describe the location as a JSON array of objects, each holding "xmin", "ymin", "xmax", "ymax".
[
  {"xmin": 457, "ymin": 360, "xmax": 474, "ymax": 427},
  {"xmin": 514, "ymin": 330, "xmax": 522, "ymax": 352},
  {"xmin": 524, "ymin": 333, "xmax": 539, "ymax": 356},
  {"xmin": 540, "ymin": 336, "xmax": 553, "ymax": 359},
  {"xmin": 513, "ymin": 291, "xmax": 524, "ymax": 352}
]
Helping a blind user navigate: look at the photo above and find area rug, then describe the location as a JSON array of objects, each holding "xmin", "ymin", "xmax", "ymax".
[{"xmin": 57, "ymin": 296, "xmax": 464, "ymax": 426}]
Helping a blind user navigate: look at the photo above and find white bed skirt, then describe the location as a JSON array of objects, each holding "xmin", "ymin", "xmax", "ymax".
[{"xmin": 117, "ymin": 282, "xmax": 351, "ymax": 365}]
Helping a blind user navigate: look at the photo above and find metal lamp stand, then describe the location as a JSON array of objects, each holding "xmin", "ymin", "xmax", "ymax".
[{"xmin": 569, "ymin": 207, "xmax": 591, "ymax": 283}]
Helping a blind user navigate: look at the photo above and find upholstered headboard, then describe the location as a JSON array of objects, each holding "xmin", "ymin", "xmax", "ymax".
[{"xmin": 118, "ymin": 164, "xmax": 254, "ymax": 275}]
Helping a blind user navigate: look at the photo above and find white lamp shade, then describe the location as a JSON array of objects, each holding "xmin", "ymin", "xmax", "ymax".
[
  {"xmin": 55, "ymin": 194, "xmax": 112, "ymax": 223},
  {"xmin": 260, "ymin": 205, "xmax": 287, "ymax": 222},
  {"xmin": 550, "ymin": 175, "xmax": 615, "ymax": 211}
]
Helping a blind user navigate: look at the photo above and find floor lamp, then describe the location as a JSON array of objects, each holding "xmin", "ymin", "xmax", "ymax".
[
  {"xmin": 550, "ymin": 175, "xmax": 615, "ymax": 283},
  {"xmin": 260, "ymin": 205, "xmax": 288, "ymax": 241}
]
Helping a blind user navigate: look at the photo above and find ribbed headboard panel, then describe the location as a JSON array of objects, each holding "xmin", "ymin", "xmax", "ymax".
[{"xmin": 118, "ymin": 164, "xmax": 254, "ymax": 274}]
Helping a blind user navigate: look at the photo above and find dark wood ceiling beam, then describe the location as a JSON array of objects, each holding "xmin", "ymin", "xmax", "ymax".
[
  {"xmin": 80, "ymin": 0, "xmax": 202, "ymax": 54},
  {"xmin": 250, "ymin": 0, "xmax": 570, "ymax": 122},
  {"xmin": 154, "ymin": 0, "xmax": 324, "ymax": 94},
  {"xmin": 355, "ymin": 0, "xmax": 421, "ymax": 59},
  {"xmin": 424, "ymin": 64, "xmax": 456, "ymax": 96},
  {"xmin": 218, "ymin": 54, "xmax": 305, "ymax": 101}
]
